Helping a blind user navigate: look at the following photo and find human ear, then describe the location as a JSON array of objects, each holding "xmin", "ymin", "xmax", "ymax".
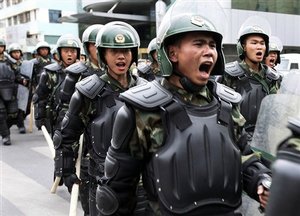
[{"xmin": 168, "ymin": 46, "xmax": 178, "ymax": 62}]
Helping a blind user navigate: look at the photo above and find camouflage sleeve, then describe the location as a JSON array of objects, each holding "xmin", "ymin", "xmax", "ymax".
[{"xmin": 221, "ymin": 73, "xmax": 235, "ymax": 88}]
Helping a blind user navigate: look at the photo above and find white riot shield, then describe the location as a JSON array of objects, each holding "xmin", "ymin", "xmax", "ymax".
[
  {"xmin": 251, "ymin": 94, "xmax": 300, "ymax": 156},
  {"xmin": 252, "ymin": 69, "xmax": 300, "ymax": 156},
  {"xmin": 17, "ymin": 60, "xmax": 34, "ymax": 112},
  {"xmin": 278, "ymin": 69, "xmax": 300, "ymax": 95}
]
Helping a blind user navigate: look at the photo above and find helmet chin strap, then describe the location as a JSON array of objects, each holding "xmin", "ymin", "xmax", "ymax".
[{"xmin": 173, "ymin": 70, "xmax": 203, "ymax": 93}]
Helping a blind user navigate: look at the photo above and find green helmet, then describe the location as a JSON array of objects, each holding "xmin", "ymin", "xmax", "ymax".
[
  {"xmin": 95, "ymin": 21, "xmax": 140, "ymax": 67},
  {"xmin": 35, "ymin": 41, "xmax": 51, "ymax": 54},
  {"xmin": 0, "ymin": 39, "xmax": 6, "ymax": 50},
  {"xmin": 8, "ymin": 43, "xmax": 22, "ymax": 55},
  {"xmin": 157, "ymin": 12, "xmax": 224, "ymax": 76},
  {"xmin": 56, "ymin": 34, "xmax": 81, "ymax": 60},
  {"xmin": 237, "ymin": 25, "xmax": 269, "ymax": 60},
  {"xmin": 147, "ymin": 38, "xmax": 157, "ymax": 63},
  {"xmin": 82, "ymin": 24, "xmax": 104, "ymax": 57}
]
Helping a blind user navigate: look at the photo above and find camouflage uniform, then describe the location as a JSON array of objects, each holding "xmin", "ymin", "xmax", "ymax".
[
  {"xmin": 223, "ymin": 61, "xmax": 280, "ymax": 137},
  {"xmin": 53, "ymin": 22, "xmax": 146, "ymax": 216},
  {"xmin": 96, "ymin": 2, "xmax": 272, "ymax": 215}
]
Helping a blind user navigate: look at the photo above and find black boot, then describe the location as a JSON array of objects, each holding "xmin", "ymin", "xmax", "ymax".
[
  {"xmin": 3, "ymin": 136, "xmax": 11, "ymax": 145},
  {"xmin": 19, "ymin": 126, "xmax": 26, "ymax": 134}
]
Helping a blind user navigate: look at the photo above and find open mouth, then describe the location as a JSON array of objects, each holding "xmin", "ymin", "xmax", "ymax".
[
  {"xmin": 256, "ymin": 51, "xmax": 263, "ymax": 57},
  {"xmin": 269, "ymin": 59, "xmax": 275, "ymax": 63},
  {"xmin": 116, "ymin": 62, "xmax": 126, "ymax": 67},
  {"xmin": 199, "ymin": 62, "xmax": 212, "ymax": 73}
]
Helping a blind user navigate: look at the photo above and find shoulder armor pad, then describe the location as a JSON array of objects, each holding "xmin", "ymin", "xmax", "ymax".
[
  {"xmin": 44, "ymin": 62, "xmax": 61, "ymax": 72},
  {"xmin": 225, "ymin": 61, "xmax": 245, "ymax": 77},
  {"xmin": 4, "ymin": 52, "xmax": 17, "ymax": 64},
  {"xmin": 65, "ymin": 61, "xmax": 88, "ymax": 75},
  {"xmin": 120, "ymin": 80, "xmax": 173, "ymax": 110},
  {"xmin": 265, "ymin": 66, "xmax": 280, "ymax": 81},
  {"xmin": 137, "ymin": 64, "xmax": 151, "ymax": 75},
  {"xmin": 75, "ymin": 74, "xmax": 105, "ymax": 99},
  {"xmin": 216, "ymin": 82, "xmax": 242, "ymax": 104},
  {"xmin": 30, "ymin": 58, "xmax": 39, "ymax": 65},
  {"xmin": 135, "ymin": 76, "xmax": 148, "ymax": 85}
]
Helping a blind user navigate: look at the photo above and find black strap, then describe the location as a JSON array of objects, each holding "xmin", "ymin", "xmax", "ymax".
[
  {"xmin": 163, "ymin": 100, "xmax": 192, "ymax": 131},
  {"xmin": 238, "ymin": 74, "xmax": 252, "ymax": 92},
  {"xmin": 218, "ymin": 99, "xmax": 232, "ymax": 125}
]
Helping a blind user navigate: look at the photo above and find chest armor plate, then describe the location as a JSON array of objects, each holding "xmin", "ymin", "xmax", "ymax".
[
  {"xmin": 90, "ymin": 90, "xmax": 124, "ymax": 158},
  {"xmin": 237, "ymin": 79, "xmax": 267, "ymax": 126},
  {"xmin": 153, "ymin": 99, "xmax": 242, "ymax": 215},
  {"xmin": 53, "ymin": 72, "xmax": 66, "ymax": 106}
]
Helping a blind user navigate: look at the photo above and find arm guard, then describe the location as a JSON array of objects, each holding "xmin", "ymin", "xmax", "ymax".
[
  {"xmin": 96, "ymin": 105, "xmax": 142, "ymax": 215},
  {"xmin": 242, "ymin": 155, "xmax": 272, "ymax": 201},
  {"xmin": 32, "ymin": 72, "xmax": 51, "ymax": 121},
  {"xmin": 60, "ymin": 62, "xmax": 87, "ymax": 104},
  {"xmin": 59, "ymin": 91, "xmax": 86, "ymax": 148},
  {"xmin": 60, "ymin": 73, "xmax": 80, "ymax": 104},
  {"xmin": 53, "ymin": 92, "xmax": 85, "ymax": 178}
]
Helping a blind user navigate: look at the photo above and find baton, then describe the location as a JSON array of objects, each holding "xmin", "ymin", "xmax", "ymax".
[
  {"xmin": 69, "ymin": 134, "xmax": 84, "ymax": 216},
  {"xmin": 41, "ymin": 125, "xmax": 62, "ymax": 193}
]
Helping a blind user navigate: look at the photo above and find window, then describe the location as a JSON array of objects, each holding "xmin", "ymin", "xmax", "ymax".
[
  {"xmin": 12, "ymin": 0, "xmax": 22, "ymax": 5},
  {"xmin": 19, "ymin": 12, "xmax": 30, "ymax": 24},
  {"xmin": 232, "ymin": 0, "xmax": 300, "ymax": 15},
  {"xmin": 290, "ymin": 63, "xmax": 299, "ymax": 69},
  {"xmin": 8, "ymin": 17, "xmax": 12, "ymax": 26},
  {"xmin": 49, "ymin": 9, "xmax": 61, "ymax": 23},
  {"xmin": 44, "ymin": 35, "xmax": 60, "ymax": 44},
  {"xmin": 13, "ymin": 15, "xmax": 17, "ymax": 25}
]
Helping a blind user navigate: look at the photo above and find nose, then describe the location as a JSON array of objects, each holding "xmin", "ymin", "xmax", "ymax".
[{"xmin": 203, "ymin": 44, "xmax": 214, "ymax": 56}]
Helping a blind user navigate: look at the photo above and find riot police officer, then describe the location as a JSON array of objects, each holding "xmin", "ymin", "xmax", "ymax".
[
  {"xmin": 53, "ymin": 21, "xmax": 145, "ymax": 215},
  {"xmin": 31, "ymin": 41, "xmax": 54, "ymax": 89},
  {"xmin": 95, "ymin": 1, "xmax": 271, "ymax": 215},
  {"xmin": 33, "ymin": 34, "xmax": 81, "ymax": 136},
  {"xmin": 0, "ymin": 40, "xmax": 27, "ymax": 144},
  {"xmin": 8, "ymin": 43, "xmax": 29, "ymax": 134},
  {"xmin": 264, "ymin": 35, "xmax": 282, "ymax": 69},
  {"xmin": 137, "ymin": 38, "xmax": 162, "ymax": 82},
  {"xmin": 222, "ymin": 24, "xmax": 281, "ymax": 140},
  {"xmin": 51, "ymin": 47, "xmax": 60, "ymax": 63},
  {"xmin": 55, "ymin": 24, "xmax": 105, "ymax": 216}
]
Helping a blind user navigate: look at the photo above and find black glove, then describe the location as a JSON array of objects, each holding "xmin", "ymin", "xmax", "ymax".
[
  {"xmin": 35, "ymin": 119, "xmax": 46, "ymax": 130},
  {"xmin": 64, "ymin": 174, "xmax": 81, "ymax": 193}
]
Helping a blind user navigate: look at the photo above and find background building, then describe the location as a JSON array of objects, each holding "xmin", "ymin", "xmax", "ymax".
[
  {"xmin": 0, "ymin": 0, "xmax": 299, "ymax": 62},
  {"xmin": 0, "ymin": 0, "xmax": 80, "ymax": 58}
]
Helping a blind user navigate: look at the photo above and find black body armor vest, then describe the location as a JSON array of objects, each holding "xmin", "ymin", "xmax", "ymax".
[
  {"xmin": 225, "ymin": 61, "xmax": 279, "ymax": 129},
  {"xmin": 121, "ymin": 80, "xmax": 243, "ymax": 215}
]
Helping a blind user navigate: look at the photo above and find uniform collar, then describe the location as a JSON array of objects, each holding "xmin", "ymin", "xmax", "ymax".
[{"xmin": 162, "ymin": 78, "xmax": 212, "ymax": 104}]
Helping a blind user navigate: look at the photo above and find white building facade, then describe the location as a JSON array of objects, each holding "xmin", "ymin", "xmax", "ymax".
[{"xmin": 0, "ymin": 0, "xmax": 79, "ymax": 55}]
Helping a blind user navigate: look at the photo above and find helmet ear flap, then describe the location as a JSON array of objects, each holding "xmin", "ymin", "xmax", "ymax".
[{"xmin": 236, "ymin": 41, "xmax": 245, "ymax": 60}]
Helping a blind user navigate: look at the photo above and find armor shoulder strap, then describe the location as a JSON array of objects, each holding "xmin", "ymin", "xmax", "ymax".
[
  {"xmin": 44, "ymin": 62, "xmax": 61, "ymax": 72},
  {"xmin": 120, "ymin": 80, "xmax": 173, "ymax": 110},
  {"xmin": 225, "ymin": 61, "xmax": 245, "ymax": 77},
  {"xmin": 216, "ymin": 82, "xmax": 242, "ymax": 105},
  {"xmin": 75, "ymin": 74, "xmax": 105, "ymax": 99},
  {"xmin": 65, "ymin": 61, "xmax": 88, "ymax": 75}
]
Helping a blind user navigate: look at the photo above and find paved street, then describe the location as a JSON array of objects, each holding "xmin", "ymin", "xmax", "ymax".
[{"xmin": 0, "ymin": 117, "xmax": 84, "ymax": 216}]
